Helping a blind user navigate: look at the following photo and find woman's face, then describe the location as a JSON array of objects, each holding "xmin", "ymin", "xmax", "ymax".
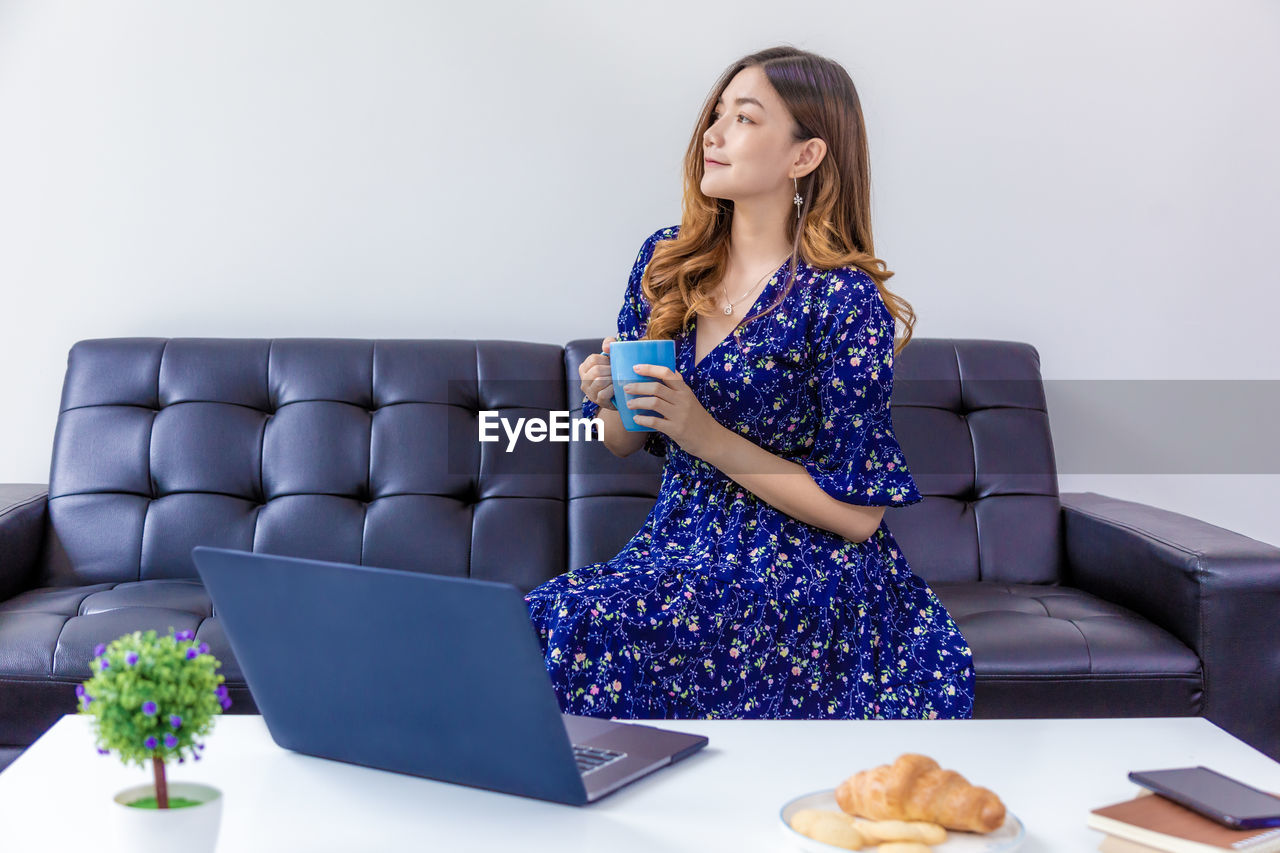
[{"xmin": 701, "ymin": 65, "xmax": 813, "ymax": 204}]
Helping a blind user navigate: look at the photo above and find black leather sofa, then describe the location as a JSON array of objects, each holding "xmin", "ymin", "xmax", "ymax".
[{"xmin": 2, "ymin": 337, "xmax": 1277, "ymax": 774}]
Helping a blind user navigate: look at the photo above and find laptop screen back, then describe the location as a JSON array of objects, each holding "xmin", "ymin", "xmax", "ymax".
[{"xmin": 191, "ymin": 546, "xmax": 588, "ymax": 803}]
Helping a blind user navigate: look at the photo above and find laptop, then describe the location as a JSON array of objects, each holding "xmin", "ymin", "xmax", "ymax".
[{"xmin": 189, "ymin": 545, "xmax": 708, "ymax": 805}]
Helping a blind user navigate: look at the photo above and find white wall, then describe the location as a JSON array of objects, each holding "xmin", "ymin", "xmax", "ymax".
[{"xmin": 2, "ymin": 0, "xmax": 1277, "ymax": 546}]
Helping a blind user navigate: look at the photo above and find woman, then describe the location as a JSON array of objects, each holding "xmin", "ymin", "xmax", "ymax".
[{"xmin": 523, "ymin": 46, "xmax": 975, "ymax": 720}]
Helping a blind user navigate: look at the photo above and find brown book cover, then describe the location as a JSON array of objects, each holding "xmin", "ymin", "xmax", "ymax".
[{"xmin": 1088, "ymin": 788, "xmax": 1280, "ymax": 853}]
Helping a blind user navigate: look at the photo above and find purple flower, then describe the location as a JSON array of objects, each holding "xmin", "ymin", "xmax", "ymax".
[
  {"xmin": 175, "ymin": 629, "xmax": 195, "ymax": 642},
  {"xmin": 163, "ymin": 733, "xmax": 178, "ymax": 748},
  {"xmin": 169, "ymin": 714, "xmax": 182, "ymax": 729},
  {"xmin": 186, "ymin": 647, "xmax": 198, "ymax": 659},
  {"xmin": 214, "ymin": 685, "xmax": 228, "ymax": 700},
  {"xmin": 99, "ymin": 659, "xmax": 109, "ymax": 671},
  {"xmin": 93, "ymin": 643, "xmax": 106, "ymax": 658},
  {"xmin": 141, "ymin": 701, "xmax": 158, "ymax": 716},
  {"xmin": 97, "ymin": 747, "xmax": 110, "ymax": 755},
  {"xmin": 178, "ymin": 757, "xmax": 185, "ymax": 764},
  {"xmin": 75, "ymin": 684, "xmax": 85, "ymax": 698},
  {"xmin": 220, "ymin": 697, "xmax": 232, "ymax": 710},
  {"xmin": 143, "ymin": 736, "xmax": 158, "ymax": 750},
  {"xmin": 197, "ymin": 642, "xmax": 209, "ymax": 655},
  {"xmin": 125, "ymin": 651, "xmax": 139, "ymax": 666}
]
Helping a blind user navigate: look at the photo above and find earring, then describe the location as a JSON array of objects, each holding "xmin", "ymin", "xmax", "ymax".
[{"xmin": 793, "ymin": 176, "xmax": 803, "ymax": 220}]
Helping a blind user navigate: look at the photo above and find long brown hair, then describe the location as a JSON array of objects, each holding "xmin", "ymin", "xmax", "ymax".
[{"xmin": 639, "ymin": 45, "xmax": 916, "ymax": 359}]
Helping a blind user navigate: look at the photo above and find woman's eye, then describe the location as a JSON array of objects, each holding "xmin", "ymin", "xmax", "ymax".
[{"xmin": 710, "ymin": 112, "xmax": 750, "ymax": 124}]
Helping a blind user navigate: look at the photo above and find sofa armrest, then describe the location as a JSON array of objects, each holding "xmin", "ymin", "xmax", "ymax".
[
  {"xmin": 0, "ymin": 484, "xmax": 48, "ymax": 603},
  {"xmin": 1060, "ymin": 490, "xmax": 1280, "ymax": 761}
]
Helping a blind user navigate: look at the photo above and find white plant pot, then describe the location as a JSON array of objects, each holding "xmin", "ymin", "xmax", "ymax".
[{"xmin": 110, "ymin": 781, "xmax": 223, "ymax": 853}]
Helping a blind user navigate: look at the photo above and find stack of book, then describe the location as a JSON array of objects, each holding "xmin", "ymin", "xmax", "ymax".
[{"xmin": 1088, "ymin": 788, "xmax": 1280, "ymax": 853}]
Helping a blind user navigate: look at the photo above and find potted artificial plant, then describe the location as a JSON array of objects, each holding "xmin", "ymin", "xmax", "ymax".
[{"xmin": 78, "ymin": 628, "xmax": 231, "ymax": 852}]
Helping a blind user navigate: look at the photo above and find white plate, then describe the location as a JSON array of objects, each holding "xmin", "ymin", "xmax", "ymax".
[{"xmin": 779, "ymin": 788, "xmax": 1025, "ymax": 852}]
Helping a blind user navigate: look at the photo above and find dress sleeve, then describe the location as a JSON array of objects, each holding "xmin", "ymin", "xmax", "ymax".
[
  {"xmin": 580, "ymin": 225, "xmax": 678, "ymax": 458},
  {"xmin": 795, "ymin": 268, "xmax": 923, "ymax": 507}
]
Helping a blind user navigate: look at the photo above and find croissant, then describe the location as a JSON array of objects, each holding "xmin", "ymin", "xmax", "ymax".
[{"xmin": 835, "ymin": 753, "xmax": 1006, "ymax": 833}]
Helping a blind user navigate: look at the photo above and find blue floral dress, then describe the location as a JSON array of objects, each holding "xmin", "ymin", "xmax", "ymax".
[{"xmin": 524, "ymin": 225, "xmax": 975, "ymax": 720}]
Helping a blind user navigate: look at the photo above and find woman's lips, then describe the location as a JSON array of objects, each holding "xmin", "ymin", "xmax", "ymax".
[{"xmin": 705, "ymin": 159, "xmax": 728, "ymax": 166}]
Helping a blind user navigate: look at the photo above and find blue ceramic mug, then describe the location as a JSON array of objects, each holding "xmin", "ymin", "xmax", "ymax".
[{"xmin": 608, "ymin": 339, "xmax": 677, "ymax": 432}]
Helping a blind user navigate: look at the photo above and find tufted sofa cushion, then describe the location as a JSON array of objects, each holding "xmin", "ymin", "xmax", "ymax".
[
  {"xmin": 0, "ymin": 580, "xmax": 249, "ymax": 745},
  {"xmin": 39, "ymin": 338, "xmax": 569, "ymax": 590},
  {"xmin": 928, "ymin": 581, "xmax": 1201, "ymax": 717}
]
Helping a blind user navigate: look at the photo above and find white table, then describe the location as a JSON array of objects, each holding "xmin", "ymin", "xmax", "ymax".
[{"xmin": 2, "ymin": 714, "xmax": 1278, "ymax": 852}]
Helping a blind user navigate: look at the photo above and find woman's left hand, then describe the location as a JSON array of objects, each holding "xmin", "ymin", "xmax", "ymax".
[{"xmin": 623, "ymin": 364, "xmax": 726, "ymax": 461}]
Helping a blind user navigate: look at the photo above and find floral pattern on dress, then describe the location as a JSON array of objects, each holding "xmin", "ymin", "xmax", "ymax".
[{"xmin": 527, "ymin": 225, "xmax": 975, "ymax": 720}]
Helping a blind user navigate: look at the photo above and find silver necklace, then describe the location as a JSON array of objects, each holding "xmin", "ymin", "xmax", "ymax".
[{"xmin": 721, "ymin": 253, "xmax": 792, "ymax": 315}]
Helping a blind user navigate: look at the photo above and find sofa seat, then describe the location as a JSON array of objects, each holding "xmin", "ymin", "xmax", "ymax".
[
  {"xmin": 930, "ymin": 581, "xmax": 1203, "ymax": 718},
  {"xmin": 0, "ymin": 576, "xmax": 1204, "ymax": 743},
  {"xmin": 0, "ymin": 579, "xmax": 256, "ymax": 747}
]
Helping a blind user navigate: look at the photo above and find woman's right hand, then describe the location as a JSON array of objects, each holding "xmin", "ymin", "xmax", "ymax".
[{"xmin": 579, "ymin": 336, "xmax": 618, "ymax": 412}]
